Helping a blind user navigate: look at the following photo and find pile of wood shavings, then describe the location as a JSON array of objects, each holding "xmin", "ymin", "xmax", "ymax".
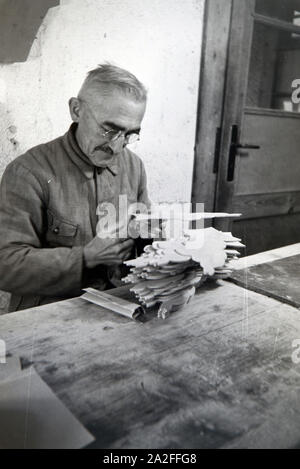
[{"xmin": 123, "ymin": 227, "xmax": 244, "ymax": 319}]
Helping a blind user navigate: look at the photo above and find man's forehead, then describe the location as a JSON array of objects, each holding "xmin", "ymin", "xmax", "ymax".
[
  {"xmin": 86, "ymin": 84, "xmax": 143, "ymax": 106},
  {"xmin": 89, "ymin": 88, "xmax": 146, "ymax": 120}
]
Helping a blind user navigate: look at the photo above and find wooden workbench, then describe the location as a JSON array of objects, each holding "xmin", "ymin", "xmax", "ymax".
[
  {"xmin": 1, "ymin": 277, "xmax": 300, "ymax": 449},
  {"xmin": 230, "ymin": 242, "xmax": 300, "ymax": 308}
]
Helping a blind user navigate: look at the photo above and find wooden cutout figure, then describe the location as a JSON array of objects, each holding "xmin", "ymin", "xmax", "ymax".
[{"xmin": 123, "ymin": 224, "xmax": 244, "ymax": 319}]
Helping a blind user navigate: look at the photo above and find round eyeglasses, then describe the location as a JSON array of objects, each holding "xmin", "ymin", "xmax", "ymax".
[
  {"xmin": 101, "ymin": 127, "xmax": 140, "ymax": 145},
  {"xmin": 79, "ymin": 98, "xmax": 140, "ymax": 145}
]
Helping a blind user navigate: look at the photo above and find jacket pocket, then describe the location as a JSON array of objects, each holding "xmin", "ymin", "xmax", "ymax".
[{"xmin": 45, "ymin": 209, "xmax": 78, "ymax": 247}]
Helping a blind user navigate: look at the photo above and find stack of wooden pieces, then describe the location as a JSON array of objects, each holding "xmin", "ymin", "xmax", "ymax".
[{"xmin": 123, "ymin": 227, "xmax": 244, "ymax": 319}]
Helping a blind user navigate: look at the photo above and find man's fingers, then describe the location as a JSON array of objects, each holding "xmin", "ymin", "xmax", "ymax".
[
  {"xmin": 118, "ymin": 238, "xmax": 134, "ymax": 251},
  {"xmin": 92, "ymin": 237, "xmax": 134, "ymax": 262},
  {"xmin": 122, "ymin": 249, "xmax": 134, "ymax": 261},
  {"xmin": 105, "ymin": 244, "xmax": 133, "ymax": 264},
  {"xmin": 116, "ymin": 239, "xmax": 134, "ymax": 259}
]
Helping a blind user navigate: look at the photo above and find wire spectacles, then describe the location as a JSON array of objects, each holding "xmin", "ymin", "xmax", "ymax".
[{"xmin": 79, "ymin": 99, "xmax": 140, "ymax": 145}]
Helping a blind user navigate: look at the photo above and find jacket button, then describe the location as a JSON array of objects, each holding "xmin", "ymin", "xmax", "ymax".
[{"xmin": 53, "ymin": 227, "xmax": 59, "ymax": 234}]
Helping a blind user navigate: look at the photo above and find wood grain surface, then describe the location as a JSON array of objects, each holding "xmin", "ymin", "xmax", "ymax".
[
  {"xmin": 230, "ymin": 254, "xmax": 300, "ymax": 309},
  {"xmin": 0, "ymin": 281, "xmax": 300, "ymax": 449}
]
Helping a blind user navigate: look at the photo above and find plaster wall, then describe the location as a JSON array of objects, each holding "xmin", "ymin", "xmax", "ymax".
[{"xmin": 0, "ymin": 0, "xmax": 204, "ymax": 202}]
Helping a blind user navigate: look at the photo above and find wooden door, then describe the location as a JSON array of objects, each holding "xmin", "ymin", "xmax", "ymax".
[{"xmin": 195, "ymin": 0, "xmax": 300, "ymax": 255}]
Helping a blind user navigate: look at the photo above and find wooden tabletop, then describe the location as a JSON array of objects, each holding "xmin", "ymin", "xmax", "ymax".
[
  {"xmin": 1, "ymin": 280, "xmax": 300, "ymax": 449},
  {"xmin": 230, "ymin": 243, "xmax": 300, "ymax": 309}
]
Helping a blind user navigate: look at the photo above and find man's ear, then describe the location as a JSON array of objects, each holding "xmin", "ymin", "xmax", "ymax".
[{"xmin": 69, "ymin": 97, "xmax": 81, "ymax": 122}]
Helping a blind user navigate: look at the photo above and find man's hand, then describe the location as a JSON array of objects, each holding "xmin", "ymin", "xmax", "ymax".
[{"xmin": 83, "ymin": 236, "xmax": 135, "ymax": 269}]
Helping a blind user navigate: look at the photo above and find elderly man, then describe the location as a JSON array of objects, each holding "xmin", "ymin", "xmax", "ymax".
[{"xmin": 0, "ymin": 64, "xmax": 151, "ymax": 312}]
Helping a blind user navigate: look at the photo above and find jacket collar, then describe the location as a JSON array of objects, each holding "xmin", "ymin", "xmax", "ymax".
[{"xmin": 63, "ymin": 123, "xmax": 119, "ymax": 178}]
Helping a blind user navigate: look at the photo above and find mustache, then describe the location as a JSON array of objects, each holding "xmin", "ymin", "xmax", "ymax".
[{"xmin": 94, "ymin": 145, "xmax": 114, "ymax": 155}]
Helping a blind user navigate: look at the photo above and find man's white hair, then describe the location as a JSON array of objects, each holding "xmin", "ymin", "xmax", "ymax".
[{"xmin": 78, "ymin": 63, "xmax": 147, "ymax": 102}]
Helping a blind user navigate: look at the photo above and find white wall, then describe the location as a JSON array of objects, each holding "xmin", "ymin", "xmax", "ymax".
[{"xmin": 0, "ymin": 0, "xmax": 204, "ymax": 202}]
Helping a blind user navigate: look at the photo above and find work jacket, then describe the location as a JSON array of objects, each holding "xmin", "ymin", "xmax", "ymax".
[{"xmin": 0, "ymin": 124, "xmax": 150, "ymax": 312}]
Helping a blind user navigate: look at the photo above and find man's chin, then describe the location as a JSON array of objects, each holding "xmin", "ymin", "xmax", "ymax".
[{"xmin": 89, "ymin": 148, "xmax": 115, "ymax": 165}]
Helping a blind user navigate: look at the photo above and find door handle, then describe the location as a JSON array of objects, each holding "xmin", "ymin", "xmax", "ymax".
[
  {"xmin": 235, "ymin": 143, "xmax": 260, "ymax": 158},
  {"xmin": 227, "ymin": 125, "xmax": 260, "ymax": 181},
  {"xmin": 236, "ymin": 143, "xmax": 260, "ymax": 150}
]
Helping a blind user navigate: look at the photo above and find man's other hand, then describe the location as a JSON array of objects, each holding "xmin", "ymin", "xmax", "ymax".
[{"xmin": 83, "ymin": 236, "xmax": 135, "ymax": 269}]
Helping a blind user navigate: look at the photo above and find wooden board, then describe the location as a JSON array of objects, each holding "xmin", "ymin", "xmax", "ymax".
[
  {"xmin": 214, "ymin": 0, "xmax": 256, "ymax": 233},
  {"xmin": 1, "ymin": 281, "xmax": 300, "ymax": 448},
  {"xmin": 229, "ymin": 254, "xmax": 300, "ymax": 309},
  {"xmin": 232, "ymin": 242, "xmax": 300, "ymax": 270},
  {"xmin": 191, "ymin": 0, "xmax": 232, "ymax": 214}
]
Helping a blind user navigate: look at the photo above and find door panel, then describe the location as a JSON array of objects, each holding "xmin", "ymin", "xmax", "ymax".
[
  {"xmin": 213, "ymin": 0, "xmax": 255, "ymax": 226},
  {"xmin": 233, "ymin": 213, "xmax": 300, "ymax": 256},
  {"xmin": 231, "ymin": 191, "xmax": 300, "ymax": 219},
  {"xmin": 213, "ymin": 0, "xmax": 300, "ymax": 254},
  {"xmin": 236, "ymin": 111, "xmax": 300, "ymax": 195},
  {"xmin": 192, "ymin": 0, "xmax": 232, "ymax": 214}
]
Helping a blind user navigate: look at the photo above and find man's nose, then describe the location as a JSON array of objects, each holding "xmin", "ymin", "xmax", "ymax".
[{"xmin": 107, "ymin": 135, "xmax": 126, "ymax": 154}]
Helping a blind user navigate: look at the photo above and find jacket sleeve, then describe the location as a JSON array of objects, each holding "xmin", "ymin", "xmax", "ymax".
[
  {"xmin": 0, "ymin": 161, "xmax": 84, "ymax": 297},
  {"xmin": 138, "ymin": 159, "xmax": 152, "ymax": 208}
]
